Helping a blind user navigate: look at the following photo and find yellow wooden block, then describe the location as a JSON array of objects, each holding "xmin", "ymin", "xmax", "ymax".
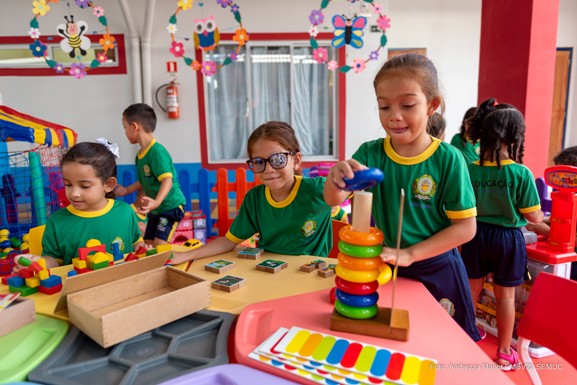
[
  {"xmin": 156, "ymin": 244, "xmax": 173, "ymax": 253},
  {"xmin": 73, "ymin": 258, "xmax": 87, "ymax": 269},
  {"xmin": 38, "ymin": 270, "xmax": 50, "ymax": 280},
  {"xmin": 36, "ymin": 258, "xmax": 46, "ymax": 270},
  {"xmin": 25, "ymin": 276, "xmax": 40, "ymax": 288},
  {"xmin": 92, "ymin": 252, "xmax": 108, "ymax": 264},
  {"xmin": 86, "ymin": 239, "xmax": 101, "ymax": 247}
]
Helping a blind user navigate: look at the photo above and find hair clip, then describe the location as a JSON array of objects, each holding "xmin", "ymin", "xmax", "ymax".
[
  {"xmin": 96, "ymin": 137, "xmax": 120, "ymax": 159},
  {"xmin": 492, "ymin": 100, "xmax": 499, "ymax": 106}
]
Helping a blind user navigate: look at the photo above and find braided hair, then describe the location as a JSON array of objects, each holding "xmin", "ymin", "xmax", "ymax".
[{"xmin": 468, "ymin": 98, "xmax": 525, "ymax": 169}]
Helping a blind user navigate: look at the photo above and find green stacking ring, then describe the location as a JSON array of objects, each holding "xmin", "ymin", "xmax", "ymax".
[
  {"xmin": 338, "ymin": 240, "xmax": 382, "ymax": 258},
  {"xmin": 335, "ymin": 300, "xmax": 378, "ymax": 319}
]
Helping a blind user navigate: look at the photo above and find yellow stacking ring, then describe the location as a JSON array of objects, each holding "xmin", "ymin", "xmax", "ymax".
[
  {"xmin": 336, "ymin": 264, "xmax": 379, "ymax": 283},
  {"xmin": 335, "ymin": 300, "xmax": 378, "ymax": 319},
  {"xmin": 377, "ymin": 264, "xmax": 392, "ymax": 285},
  {"xmin": 338, "ymin": 241, "xmax": 382, "ymax": 258},
  {"xmin": 337, "ymin": 253, "xmax": 381, "ymax": 271},
  {"xmin": 339, "ymin": 225, "xmax": 384, "ymax": 246}
]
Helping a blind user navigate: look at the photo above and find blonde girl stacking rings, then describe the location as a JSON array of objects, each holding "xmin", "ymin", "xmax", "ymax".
[
  {"xmin": 338, "ymin": 241, "xmax": 382, "ymax": 258},
  {"xmin": 337, "ymin": 253, "xmax": 381, "ymax": 271},
  {"xmin": 339, "ymin": 225, "xmax": 384, "ymax": 246}
]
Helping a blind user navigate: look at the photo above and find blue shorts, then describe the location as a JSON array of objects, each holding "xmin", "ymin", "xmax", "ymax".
[
  {"xmin": 397, "ymin": 248, "xmax": 481, "ymax": 342},
  {"xmin": 144, "ymin": 206, "xmax": 185, "ymax": 242},
  {"xmin": 461, "ymin": 221, "xmax": 527, "ymax": 287}
]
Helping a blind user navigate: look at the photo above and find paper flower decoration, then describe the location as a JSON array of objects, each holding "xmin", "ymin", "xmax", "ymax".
[
  {"xmin": 28, "ymin": 0, "xmax": 115, "ymax": 79},
  {"xmin": 167, "ymin": 0, "xmax": 248, "ymax": 76},
  {"xmin": 308, "ymin": 0, "xmax": 390, "ymax": 73}
]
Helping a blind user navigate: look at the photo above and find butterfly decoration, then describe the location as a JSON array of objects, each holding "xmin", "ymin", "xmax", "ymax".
[{"xmin": 331, "ymin": 14, "xmax": 367, "ymax": 49}]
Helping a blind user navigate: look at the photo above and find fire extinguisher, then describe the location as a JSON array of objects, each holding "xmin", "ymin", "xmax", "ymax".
[{"xmin": 155, "ymin": 81, "xmax": 180, "ymax": 120}]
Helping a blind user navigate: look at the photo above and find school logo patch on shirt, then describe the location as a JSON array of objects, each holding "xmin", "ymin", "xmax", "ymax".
[
  {"xmin": 301, "ymin": 219, "xmax": 316, "ymax": 238},
  {"xmin": 412, "ymin": 174, "xmax": 436, "ymax": 201},
  {"xmin": 439, "ymin": 298, "xmax": 455, "ymax": 317},
  {"xmin": 143, "ymin": 164, "xmax": 151, "ymax": 177}
]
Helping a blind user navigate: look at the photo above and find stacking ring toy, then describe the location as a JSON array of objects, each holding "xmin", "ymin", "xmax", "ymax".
[
  {"xmin": 377, "ymin": 264, "xmax": 392, "ymax": 285},
  {"xmin": 338, "ymin": 241, "xmax": 382, "ymax": 258},
  {"xmin": 335, "ymin": 300, "xmax": 378, "ymax": 319},
  {"xmin": 335, "ymin": 276, "xmax": 379, "ymax": 295},
  {"xmin": 337, "ymin": 253, "xmax": 381, "ymax": 271},
  {"xmin": 343, "ymin": 168, "xmax": 384, "ymax": 191},
  {"xmin": 339, "ymin": 225, "xmax": 384, "ymax": 246},
  {"xmin": 336, "ymin": 265, "xmax": 379, "ymax": 283},
  {"xmin": 336, "ymin": 289, "xmax": 379, "ymax": 307}
]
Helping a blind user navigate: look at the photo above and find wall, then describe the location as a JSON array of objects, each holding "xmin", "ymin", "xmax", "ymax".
[{"xmin": 0, "ymin": 0, "xmax": 575, "ymax": 169}]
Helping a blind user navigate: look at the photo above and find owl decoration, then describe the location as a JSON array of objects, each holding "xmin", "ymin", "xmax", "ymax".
[{"xmin": 193, "ymin": 16, "xmax": 220, "ymax": 52}]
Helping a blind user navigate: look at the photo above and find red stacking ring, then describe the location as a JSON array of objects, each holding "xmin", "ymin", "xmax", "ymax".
[{"xmin": 335, "ymin": 276, "xmax": 379, "ymax": 295}]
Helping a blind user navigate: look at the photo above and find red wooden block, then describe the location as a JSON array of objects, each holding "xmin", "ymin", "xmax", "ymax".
[
  {"xmin": 38, "ymin": 283, "xmax": 63, "ymax": 295},
  {"xmin": 78, "ymin": 244, "xmax": 106, "ymax": 260}
]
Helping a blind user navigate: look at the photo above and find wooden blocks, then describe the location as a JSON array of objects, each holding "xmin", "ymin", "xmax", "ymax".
[
  {"xmin": 318, "ymin": 264, "xmax": 337, "ymax": 278},
  {"xmin": 299, "ymin": 259, "xmax": 328, "ymax": 273},
  {"xmin": 237, "ymin": 247, "xmax": 264, "ymax": 259},
  {"xmin": 204, "ymin": 259, "xmax": 235, "ymax": 274},
  {"xmin": 256, "ymin": 259, "xmax": 287, "ymax": 274},
  {"xmin": 330, "ymin": 307, "xmax": 410, "ymax": 341},
  {"xmin": 211, "ymin": 275, "xmax": 246, "ymax": 292}
]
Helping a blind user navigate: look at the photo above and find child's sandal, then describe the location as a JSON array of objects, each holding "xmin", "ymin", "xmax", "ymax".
[{"xmin": 496, "ymin": 347, "xmax": 520, "ymax": 371}]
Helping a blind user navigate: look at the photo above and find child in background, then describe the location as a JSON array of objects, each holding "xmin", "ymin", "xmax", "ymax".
[
  {"xmin": 461, "ymin": 98, "xmax": 543, "ymax": 370},
  {"xmin": 426, "ymin": 112, "xmax": 446, "ymax": 140},
  {"xmin": 324, "ymin": 53, "xmax": 480, "ymax": 341},
  {"xmin": 13, "ymin": 142, "xmax": 143, "ymax": 271},
  {"xmin": 116, "ymin": 103, "xmax": 186, "ymax": 246},
  {"xmin": 450, "ymin": 107, "xmax": 479, "ymax": 164},
  {"xmin": 170, "ymin": 121, "xmax": 333, "ymax": 265},
  {"xmin": 526, "ymin": 145, "xmax": 577, "ymax": 281}
]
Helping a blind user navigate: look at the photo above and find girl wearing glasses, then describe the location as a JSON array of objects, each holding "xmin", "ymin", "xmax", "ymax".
[{"xmin": 170, "ymin": 121, "xmax": 333, "ymax": 265}]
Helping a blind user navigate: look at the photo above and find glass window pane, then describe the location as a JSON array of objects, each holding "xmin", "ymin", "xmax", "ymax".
[
  {"xmin": 249, "ymin": 46, "xmax": 291, "ymax": 126},
  {"xmin": 204, "ymin": 41, "xmax": 338, "ymax": 163},
  {"xmin": 204, "ymin": 45, "xmax": 249, "ymax": 161},
  {"xmin": 292, "ymin": 46, "xmax": 333, "ymax": 157}
]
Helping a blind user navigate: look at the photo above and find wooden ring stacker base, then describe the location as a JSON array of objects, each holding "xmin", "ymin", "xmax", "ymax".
[{"xmin": 339, "ymin": 225, "xmax": 384, "ymax": 246}]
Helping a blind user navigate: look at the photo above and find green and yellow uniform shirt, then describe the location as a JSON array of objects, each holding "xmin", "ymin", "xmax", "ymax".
[
  {"xmin": 467, "ymin": 159, "xmax": 541, "ymax": 227},
  {"xmin": 450, "ymin": 133, "xmax": 480, "ymax": 164},
  {"xmin": 42, "ymin": 199, "xmax": 142, "ymax": 265},
  {"xmin": 226, "ymin": 176, "xmax": 333, "ymax": 257},
  {"xmin": 353, "ymin": 136, "xmax": 477, "ymax": 248},
  {"xmin": 136, "ymin": 139, "xmax": 185, "ymax": 215}
]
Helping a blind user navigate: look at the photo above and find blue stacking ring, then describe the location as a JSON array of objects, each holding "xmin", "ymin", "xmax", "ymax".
[
  {"xmin": 335, "ymin": 289, "xmax": 379, "ymax": 307},
  {"xmin": 343, "ymin": 168, "xmax": 384, "ymax": 191}
]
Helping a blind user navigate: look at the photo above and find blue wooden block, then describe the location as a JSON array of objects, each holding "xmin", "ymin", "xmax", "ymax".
[
  {"xmin": 40, "ymin": 274, "xmax": 62, "ymax": 288},
  {"xmin": 6, "ymin": 275, "xmax": 24, "ymax": 287}
]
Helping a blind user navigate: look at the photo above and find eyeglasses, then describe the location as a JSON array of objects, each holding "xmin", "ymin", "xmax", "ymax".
[{"xmin": 246, "ymin": 152, "xmax": 295, "ymax": 173}]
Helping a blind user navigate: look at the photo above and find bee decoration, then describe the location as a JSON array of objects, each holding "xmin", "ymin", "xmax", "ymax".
[
  {"xmin": 193, "ymin": 16, "xmax": 220, "ymax": 52},
  {"xmin": 57, "ymin": 15, "xmax": 91, "ymax": 58},
  {"xmin": 331, "ymin": 14, "xmax": 367, "ymax": 49}
]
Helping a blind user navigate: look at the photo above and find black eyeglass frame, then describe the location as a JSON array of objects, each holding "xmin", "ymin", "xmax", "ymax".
[{"xmin": 246, "ymin": 151, "xmax": 296, "ymax": 173}]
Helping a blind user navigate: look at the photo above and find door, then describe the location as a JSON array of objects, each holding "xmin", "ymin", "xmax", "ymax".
[{"xmin": 548, "ymin": 48, "xmax": 572, "ymax": 165}]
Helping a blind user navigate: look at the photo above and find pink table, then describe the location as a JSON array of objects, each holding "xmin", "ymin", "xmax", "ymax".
[{"xmin": 234, "ymin": 278, "xmax": 515, "ymax": 385}]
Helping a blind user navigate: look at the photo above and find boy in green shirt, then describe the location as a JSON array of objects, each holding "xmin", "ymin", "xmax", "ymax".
[{"xmin": 116, "ymin": 103, "xmax": 186, "ymax": 246}]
